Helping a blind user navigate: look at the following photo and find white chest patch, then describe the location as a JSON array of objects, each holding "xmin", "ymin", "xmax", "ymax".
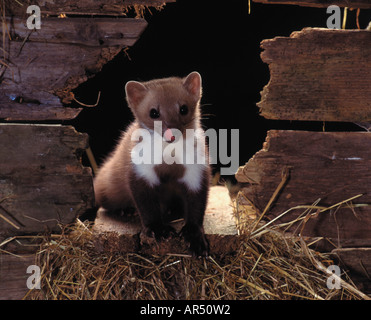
[
  {"xmin": 178, "ymin": 163, "xmax": 207, "ymax": 192},
  {"xmin": 131, "ymin": 128, "xmax": 208, "ymax": 191},
  {"xmin": 178, "ymin": 129, "xmax": 207, "ymax": 192},
  {"xmin": 132, "ymin": 161, "xmax": 207, "ymax": 191},
  {"xmin": 132, "ymin": 163, "xmax": 160, "ymax": 187}
]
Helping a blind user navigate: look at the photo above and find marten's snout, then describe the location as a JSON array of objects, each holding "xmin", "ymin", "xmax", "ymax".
[{"xmin": 164, "ymin": 128, "xmax": 176, "ymax": 142}]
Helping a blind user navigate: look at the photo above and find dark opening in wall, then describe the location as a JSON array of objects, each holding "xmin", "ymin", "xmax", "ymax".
[{"xmin": 66, "ymin": 0, "xmax": 371, "ymax": 180}]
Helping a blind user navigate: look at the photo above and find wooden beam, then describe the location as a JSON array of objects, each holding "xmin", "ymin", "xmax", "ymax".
[
  {"xmin": 0, "ymin": 124, "xmax": 94, "ymax": 239},
  {"xmin": 258, "ymin": 28, "xmax": 371, "ymax": 122},
  {"xmin": 332, "ymin": 248, "xmax": 371, "ymax": 293},
  {"xmin": 236, "ymin": 130, "xmax": 371, "ymax": 249},
  {"xmin": 253, "ymin": 0, "xmax": 371, "ymax": 8},
  {"xmin": 0, "ymin": 104, "xmax": 82, "ymax": 122}
]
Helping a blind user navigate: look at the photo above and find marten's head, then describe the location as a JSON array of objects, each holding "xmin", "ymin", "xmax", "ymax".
[{"xmin": 125, "ymin": 72, "xmax": 202, "ymax": 142}]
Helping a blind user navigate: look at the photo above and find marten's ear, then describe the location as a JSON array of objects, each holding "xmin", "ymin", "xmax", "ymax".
[
  {"xmin": 125, "ymin": 81, "xmax": 148, "ymax": 109},
  {"xmin": 183, "ymin": 71, "xmax": 202, "ymax": 100}
]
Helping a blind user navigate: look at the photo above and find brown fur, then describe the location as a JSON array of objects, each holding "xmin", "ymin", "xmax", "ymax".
[
  {"xmin": 94, "ymin": 72, "xmax": 210, "ymax": 256},
  {"xmin": 94, "ymin": 123, "xmax": 138, "ymax": 210}
]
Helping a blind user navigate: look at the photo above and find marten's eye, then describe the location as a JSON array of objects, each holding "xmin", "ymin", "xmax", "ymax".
[
  {"xmin": 150, "ymin": 108, "xmax": 160, "ymax": 119},
  {"xmin": 179, "ymin": 105, "xmax": 188, "ymax": 116}
]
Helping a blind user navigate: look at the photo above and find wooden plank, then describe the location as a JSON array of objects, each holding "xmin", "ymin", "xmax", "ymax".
[
  {"xmin": 258, "ymin": 28, "xmax": 371, "ymax": 122},
  {"xmin": 6, "ymin": 0, "xmax": 176, "ymax": 16},
  {"xmin": 253, "ymin": 0, "xmax": 371, "ymax": 8},
  {"xmin": 93, "ymin": 186, "xmax": 239, "ymax": 256},
  {"xmin": 235, "ymin": 130, "xmax": 371, "ymax": 249},
  {"xmin": 0, "ymin": 253, "xmax": 36, "ymax": 300},
  {"xmin": 0, "ymin": 42, "xmax": 121, "ymax": 120},
  {"xmin": 7, "ymin": 17, "xmax": 147, "ymax": 47},
  {"xmin": 0, "ymin": 124, "xmax": 94, "ymax": 239},
  {"xmin": 332, "ymin": 248, "xmax": 371, "ymax": 293},
  {"xmin": 0, "ymin": 104, "xmax": 82, "ymax": 122}
]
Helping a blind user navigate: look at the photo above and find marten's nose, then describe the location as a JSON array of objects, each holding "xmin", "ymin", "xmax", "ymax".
[{"xmin": 164, "ymin": 128, "xmax": 176, "ymax": 142}]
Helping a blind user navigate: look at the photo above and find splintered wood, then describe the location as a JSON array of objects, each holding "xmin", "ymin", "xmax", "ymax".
[
  {"xmin": 235, "ymin": 130, "xmax": 371, "ymax": 249},
  {"xmin": 258, "ymin": 28, "xmax": 371, "ymax": 122},
  {"xmin": 0, "ymin": 124, "xmax": 94, "ymax": 239},
  {"xmin": 331, "ymin": 247, "xmax": 371, "ymax": 293},
  {"xmin": 0, "ymin": 18, "xmax": 147, "ymax": 121}
]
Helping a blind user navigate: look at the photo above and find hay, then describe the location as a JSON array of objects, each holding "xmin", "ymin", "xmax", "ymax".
[{"xmin": 24, "ymin": 214, "xmax": 369, "ymax": 300}]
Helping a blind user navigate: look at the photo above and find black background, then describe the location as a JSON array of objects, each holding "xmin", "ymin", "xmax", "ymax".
[{"xmin": 67, "ymin": 0, "xmax": 371, "ymax": 179}]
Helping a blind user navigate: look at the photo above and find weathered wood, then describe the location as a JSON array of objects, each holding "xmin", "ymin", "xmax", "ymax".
[
  {"xmin": 93, "ymin": 186, "xmax": 239, "ymax": 255},
  {"xmin": 236, "ymin": 130, "xmax": 371, "ymax": 249},
  {"xmin": 0, "ymin": 17, "xmax": 146, "ymax": 118},
  {"xmin": 0, "ymin": 17, "xmax": 147, "ymax": 121},
  {"xmin": 253, "ymin": 0, "xmax": 371, "ymax": 8},
  {"xmin": 332, "ymin": 248, "xmax": 371, "ymax": 293},
  {"xmin": 0, "ymin": 253, "xmax": 36, "ymax": 300},
  {"xmin": 0, "ymin": 43, "xmax": 122, "ymax": 120},
  {"xmin": 0, "ymin": 42, "xmax": 121, "ymax": 120},
  {"xmin": 6, "ymin": 0, "xmax": 176, "ymax": 16},
  {"xmin": 0, "ymin": 124, "xmax": 94, "ymax": 239},
  {"xmin": 0, "ymin": 104, "xmax": 82, "ymax": 122},
  {"xmin": 8, "ymin": 17, "xmax": 147, "ymax": 47},
  {"xmin": 258, "ymin": 28, "xmax": 371, "ymax": 122}
]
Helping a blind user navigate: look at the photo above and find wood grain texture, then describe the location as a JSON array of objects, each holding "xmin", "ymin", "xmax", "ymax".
[
  {"xmin": 8, "ymin": 17, "xmax": 147, "ymax": 47},
  {"xmin": 258, "ymin": 28, "xmax": 371, "ymax": 122},
  {"xmin": 236, "ymin": 130, "xmax": 371, "ymax": 248},
  {"xmin": 253, "ymin": 0, "xmax": 371, "ymax": 8},
  {"xmin": 5, "ymin": 0, "xmax": 176, "ymax": 16},
  {"xmin": 0, "ymin": 17, "xmax": 146, "ymax": 120},
  {"xmin": 0, "ymin": 124, "xmax": 94, "ymax": 239},
  {"xmin": 0, "ymin": 41, "xmax": 121, "ymax": 120},
  {"xmin": 0, "ymin": 254, "xmax": 36, "ymax": 300}
]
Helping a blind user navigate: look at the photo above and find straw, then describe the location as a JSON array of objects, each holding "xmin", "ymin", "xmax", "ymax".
[{"xmin": 22, "ymin": 217, "xmax": 368, "ymax": 300}]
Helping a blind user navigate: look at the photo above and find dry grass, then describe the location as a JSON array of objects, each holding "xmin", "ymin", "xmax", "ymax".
[
  {"xmin": 22, "ymin": 173, "xmax": 370, "ymax": 300},
  {"xmin": 23, "ymin": 213, "xmax": 369, "ymax": 300}
]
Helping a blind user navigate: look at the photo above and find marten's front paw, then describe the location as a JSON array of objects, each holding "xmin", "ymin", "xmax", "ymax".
[
  {"xmin": 181, "ymin": 224, "xmax": 209, "ymax": 257},
  {"xmin": 145, "ymin": 223, "xmax": 175, "ymax": 241}
]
